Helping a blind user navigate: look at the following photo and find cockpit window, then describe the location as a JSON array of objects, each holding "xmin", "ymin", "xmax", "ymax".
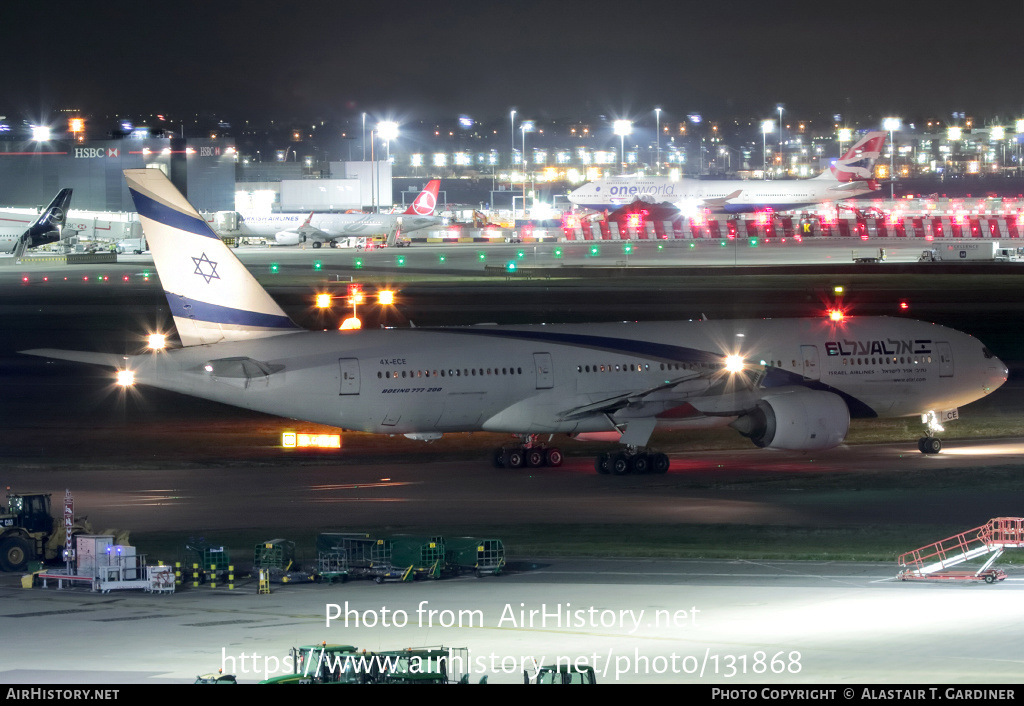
[{"xmin": 982, "ymin": 347, "xmax": 994, "ymax": 359}]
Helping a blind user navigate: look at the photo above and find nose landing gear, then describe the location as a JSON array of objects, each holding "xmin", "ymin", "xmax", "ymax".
[{"xmin": 918, "ymin": 411, "xmax": 945, "ymax": 455}]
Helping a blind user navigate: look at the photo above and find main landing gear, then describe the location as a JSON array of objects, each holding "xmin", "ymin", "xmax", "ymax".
[
  {"xmin": 594, "ymin": 447, "xmax": 670, "ymax": 475},
  {"xmin": 917, "ymin": 411, "xmax": 944, "ymax": 455},
  {"xmin": 493, "ymin": 435, "xmax": 563, "ymax": 469}
]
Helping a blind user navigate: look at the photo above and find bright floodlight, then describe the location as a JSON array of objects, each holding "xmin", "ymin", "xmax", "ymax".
[
  {"xmin": 116, "ymin": 370, "xmax": 135, "ymax": 386},
  {"xmin": 991, "ymin": 126, "xmax": 1005, "ymax": 140},
  {"xmin": 724, "ymin": 354, "xmax": 745, "ymax": 373},
  {"xmin": 1016, "ymin": 119, "xmax": 1024, "ymax": 134},
  {"xmin": 948, "ymin": 127, "xmax": 963, "ymax": 140},
  {"xmin": 31, "ymin": 126, "xmax": 50, "ymax": 141},
  {"xmin": 837, "ymin": 128, "xmax": 852, "ymax": 142},
  {"xmin": 315, "ymin": 293, "xmax": 332, "ymax": 308},
  {"xmin": 613, "ymin": 120, "xmax": 632, "ymax": 137},
  {"xmin": 883, "ymin": 117, "xmax": 901, "ymax": 132},
  {"xmin": 377, "ymin": 121, "xmax": 399, "ymax": 141},
  {"xmin": 378, "ymin": 290, "xmax": 395, "ymax": 305},
  {"xmin": 761, "ymin": 120, "xmax": 774, "ymax": 134},
  {"xmin": 147, "ymin": 333, "xmax": 167, "ymax": 350}
]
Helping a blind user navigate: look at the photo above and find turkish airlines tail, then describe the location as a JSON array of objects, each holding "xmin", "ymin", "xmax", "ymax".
[{"xmin": 403, "ymin": 180, "xmax": 441, "ymax": 216}]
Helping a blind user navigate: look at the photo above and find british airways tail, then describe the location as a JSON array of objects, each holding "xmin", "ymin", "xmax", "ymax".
[
  {"xmin": 403, "ymin": 179, "xmax": 441, "ymax": 216},
  {"xmin": 815, "ymin": 131, "xmax": 886, "ymax": 183},
  {"xmin": 124, "ymin": 168, "xmax": 300, "ymax": 347}
]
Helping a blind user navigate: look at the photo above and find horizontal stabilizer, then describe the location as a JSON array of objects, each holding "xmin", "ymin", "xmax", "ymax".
[{"xmin": 20, "ymin": 348, "xmax": 125, "ymax": 368}]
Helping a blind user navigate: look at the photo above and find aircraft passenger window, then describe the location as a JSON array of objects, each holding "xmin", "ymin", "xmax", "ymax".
[
  {"xmin": 504, "ymin": 368, "xmax": 509, "ymax": 375},
  {"xmin": 517, "ymin": 368, "xmax": 522, "ymax": 374}
]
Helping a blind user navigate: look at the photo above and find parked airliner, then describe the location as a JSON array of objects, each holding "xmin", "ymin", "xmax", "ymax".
[
  {"xmin": 239, "ymin": 180, "xmax": 441, "ymax": 248},
  {"xmin": 22, "ymin": 170, "xmax": 1006, "ymax": 473},
  {"xmin": 0, "ymin": 189, "xmax": 73, "ymax": 257},
  {"xmin": 568, "ymin": 132, "xmax": 885, "ymax": 214}
]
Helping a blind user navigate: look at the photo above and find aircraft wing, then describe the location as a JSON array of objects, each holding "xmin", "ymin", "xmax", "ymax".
[
  {"xmin": 557, "ymin": 371, "xmax": 710, "ymax": 421},
  {"xmin": 558, "ymin": 365, "xmax": 768, "ymax": 420},
  {"xmin": 701, "ymin": 189, "xmax": 743, "ymax": 210}
]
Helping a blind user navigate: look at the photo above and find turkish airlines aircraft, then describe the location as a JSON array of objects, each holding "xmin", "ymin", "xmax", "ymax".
[
  {"xmin": 568, "ymin": 132, "xmax": 885, "ymax": 214},
  {"xmin": 23, "ymin": 170, "xmax": 1006, "ymax": 473},
  {"xmin": 239, "ymin": 180, "xmax": 441, "ymax": 248},
  {"xmin": 0, "ymin": 189, "xmax": 73, "ymax": 256}
]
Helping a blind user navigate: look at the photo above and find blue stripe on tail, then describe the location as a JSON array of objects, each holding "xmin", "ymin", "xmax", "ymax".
[
  {"xmin": 166, "ymin": 292, "xmax": 298, "ymax": 330},
  {"xmin": 129, "ymin": 187, "xmax": 220, "ymax": 240}
]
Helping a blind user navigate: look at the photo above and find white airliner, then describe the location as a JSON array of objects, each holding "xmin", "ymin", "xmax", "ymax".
[
  {"xmin": 22, "ymin": 169, "xmax": 1006, "ymax": 473},
  {"xmin": 0, "ymin": 189, "xmax": 73, "ymax": 257},
  {"xmin": 240, "ymin": 180, "xmax": 441, "ymax": 248},
  {"xmin": 568, "ymin": 132, "xmax": 885, "ymax": 214}
]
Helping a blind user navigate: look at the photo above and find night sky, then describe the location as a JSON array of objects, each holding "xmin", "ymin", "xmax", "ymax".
[{"xmin": 3, "ymin": 0, "xmax": 1023, "ymax": 125}]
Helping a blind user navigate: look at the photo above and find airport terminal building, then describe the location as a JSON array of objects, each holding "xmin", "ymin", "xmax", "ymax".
[{"xmin": 0, "ymin": 137, "xmax": 236, "ymax": 212}]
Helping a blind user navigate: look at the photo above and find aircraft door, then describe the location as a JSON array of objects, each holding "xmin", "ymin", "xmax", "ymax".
[
  {"xmin": 936, "ymin": 342, "xmax": 954, "ymax": 378},
  {"xmin": 534, "ymin": 353, "xmax": 553, "ymax": 389},
  {"xmin": 800, "ymin": 345, "xmax": 820, "ymax": 381},
  {"xmin": 338, "ymin": 358, "xmax": 360, "ymax": 394}
]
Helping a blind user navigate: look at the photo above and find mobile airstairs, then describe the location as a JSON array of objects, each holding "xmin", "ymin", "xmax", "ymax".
[{"xmin": 897, "ymin": 518, "xmax": 1024, "ymax": 584}]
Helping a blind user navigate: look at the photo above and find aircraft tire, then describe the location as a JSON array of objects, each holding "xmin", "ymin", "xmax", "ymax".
[
  {"xmin": 0, "ymin": 536, "xmax": 32, "ymax": 572},
  {"xmin": 493, "ymin": 449, "xmax": 505, "ymax": 468},
  {"xmin": 545, "ymin": 448, "xmax": 564, "ymax": 467},
  {"xmin": 611, "ymin": 453, "xmax": 631, "ymax": 475},
  {"xmin": 312, "ymin": 241, "xmax": 322, "ymax": 249},
  {"xmin": 594, "ymin": 453, "xmax": 610, "ymax": 475},
  {"xmin": 922, "ymin": 437, "xmax": 942, "ymax": 454},
  {"xmin": 505, "ymin": 449, "xmax": 525, "ymax": 469},
  {"xmin": 525, "ymin": 448, "xmax": 545, "ymax": 468},
  {"xmin": 651, "ymin": 453, "xmax": 670, "ymax": 474},
  {"xmin": 629, "ymin": 453, "xmax": 650, "ymax": 474}
]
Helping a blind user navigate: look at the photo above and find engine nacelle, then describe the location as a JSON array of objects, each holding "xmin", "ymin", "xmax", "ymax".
[
  {"xmin": 274, "ymin": 230, "xmax": 303, "ymax": 246},
  {"xmin": 730, "ymin": 390, "xmax": 849, "ymax": 451}
]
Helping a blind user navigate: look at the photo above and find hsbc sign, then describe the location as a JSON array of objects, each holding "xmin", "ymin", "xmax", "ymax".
[{"xmin": 74, "ymin": 147, "xmax": 120, "ymax": 158}]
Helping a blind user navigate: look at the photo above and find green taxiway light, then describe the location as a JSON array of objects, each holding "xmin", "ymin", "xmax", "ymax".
[
  {"xmin": 749, "ymin": 238, "xmax": 758, "ymax": 247},
  {"xmin": 439, "ymin": 254, "xmax": 446, "ymax": 263},
  {"xmin": 516, "ymin": 249, "xmax": 525, "ymax": 259},
  {"xmin": 507, "ymin": 261, "xmax": 517, "ymax": 271},
  {"xmin": 553, "ymin": 247, "xmax": 563, "ymax": 258},
  {"xmin": 478, "ymin": 252, "xmax": 486, "ymax": 261},
  {"xmin": 354, "ymin": 258, "xmax": 363, "ymax": 269},
  {"xmin": 313, "ymin": 260, "xmax": 322, "ymax": 271},
  {"xmin": 589, "ymin": 245, "xmax": 600, "ymax": 256},
  {"xmin": 269, "ymin": 263, "xmax": 280, "ymax": 273},
  {"xmin": 396, "ymin": 256, "xmax": 406, "ymax": 266}
]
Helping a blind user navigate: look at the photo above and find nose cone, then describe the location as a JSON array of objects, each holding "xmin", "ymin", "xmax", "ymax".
[{"xmin": 982, "ymin": 347, "xmax": 1008, "ymax": 395}]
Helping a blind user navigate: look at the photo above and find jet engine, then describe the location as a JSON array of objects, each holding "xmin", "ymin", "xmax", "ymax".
[
  {"xmin": 274, "ymin": 230, "xmax": 304, "ymax": 246},
  {"xmin": 730, "ymin": 390, "xmax": 850, "ymax": 451}
]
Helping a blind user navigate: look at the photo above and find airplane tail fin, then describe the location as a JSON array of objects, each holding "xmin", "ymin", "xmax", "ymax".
[
  {"xmin": 816, "ymin": 131, "xmax": 887, "ymax": 182},
  {"xmin": 123, "ymin": 168, "xmax": 300, "ymax": 347},
  {"xmin": 31, "ymin": 188, "xmax": 73, "ymax": 232},
  {"xmin": 403, "ymin": 179, "xmax": 440, "ymax": 215}
]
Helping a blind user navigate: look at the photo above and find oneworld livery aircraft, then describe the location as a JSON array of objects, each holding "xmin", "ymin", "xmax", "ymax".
[
  {"xmin": 238, "ymin": 180, "xmax": 441, "ymax": 248},
  {"xmin": 568, "ymin": 132, "xmax": 885, "ymax": 214},
  {"xmin": 22, "ymin": 169, "xmax": 1006, "ymax": 474}
]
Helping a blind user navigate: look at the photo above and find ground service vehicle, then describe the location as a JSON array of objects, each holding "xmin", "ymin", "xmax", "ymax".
[
  {"xmin": 259, "ymin": 644, "xmax": 471, "ymax": 684},
  {"xmin": 525, "ymin": 665, "xmax": 597, "ymax": 684},
  {"xmin": 115, "ymin": 237, "xmax": 147, "ymax": 254},
  {"xmin": 852, "ymin": 247, "xmax": 886, "ymax": 263},
  {"xmin": 1, "ymin": 492, "xmax": 69, "ymax": 571},
  {"xmin": 919, "ymin": 243, "xmax": 1000, "ymax": 262}
]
